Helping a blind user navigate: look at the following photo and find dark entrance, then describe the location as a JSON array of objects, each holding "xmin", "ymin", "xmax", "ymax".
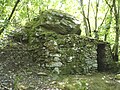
[{"xmin": 97, "ymin": 44, "xmax": 106, "ymax": 71}]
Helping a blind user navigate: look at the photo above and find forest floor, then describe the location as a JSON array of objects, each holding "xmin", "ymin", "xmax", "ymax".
[{"xmin": 0, "ymin": 59, "xmax": 120, "ymax": 90}]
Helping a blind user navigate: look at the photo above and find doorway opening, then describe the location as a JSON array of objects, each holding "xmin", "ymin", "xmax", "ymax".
[{"xmin": 97, "ymin": 44, "xmax": 106, "ymax": 71}]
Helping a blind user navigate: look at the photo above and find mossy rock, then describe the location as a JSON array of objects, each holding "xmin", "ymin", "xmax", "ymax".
[{"xmin": 25, "ymin": 9, "xmax": 81, "ymax": 35}]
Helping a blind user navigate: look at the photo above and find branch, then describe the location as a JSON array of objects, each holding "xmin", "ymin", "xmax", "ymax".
[
  {"xmin": 98, "ymin": 9, "xmax": 109, "ymax": 28},
  {"xmin": 0, "ymin": 0, "xmax": 20, "ymax": 34},
  {"xmin": 104, "ymin": 0, "xmax": 111, "ymax": 8},
  {"xmin": 8, "ymin": 0, "xmax": 20, "ymax": 21}
]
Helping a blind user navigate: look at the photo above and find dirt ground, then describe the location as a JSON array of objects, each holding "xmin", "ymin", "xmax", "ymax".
[{"xmin": 0, "ymin": 59, "xmax": 120, "ymax": 90}]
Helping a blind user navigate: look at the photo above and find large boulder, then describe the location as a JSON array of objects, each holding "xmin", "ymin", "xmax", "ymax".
[{"xmin": 25, "ymin": 9, "xmax": 81, "ymax": 35}]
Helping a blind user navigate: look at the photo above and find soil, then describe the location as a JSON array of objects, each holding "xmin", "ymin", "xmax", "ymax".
[{"xmin": 0, "ymin": 59, "xmax": 120, "ymax": 90}]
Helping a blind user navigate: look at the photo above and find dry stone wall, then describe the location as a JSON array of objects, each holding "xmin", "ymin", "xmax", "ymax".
[
  {"xmin": 0, "ymin": 9, "xmax": 114, "ymax": 74},
  {"xmin": 0, "ymin": 32, "xmax": 113, "ymax": 74}
]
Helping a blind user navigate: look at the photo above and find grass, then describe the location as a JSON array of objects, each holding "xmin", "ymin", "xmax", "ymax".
[
  {"xmin": 12, "ymin": 67, "xmax": 120, "ymax": 90},
  {"xmin": 49, "ymin": 73, "xmax": 120, "ymax": 90}
]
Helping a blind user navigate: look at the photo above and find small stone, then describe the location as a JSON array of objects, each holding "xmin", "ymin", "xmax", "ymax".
[
  {"xmin": 17, "ymin": 84, "xmax": 28, "ymax": 90},
  {"xmin": 115, "ymin": 74, "xmax": 120, "ymax": 80},
  {"xmin": 37, "ymin": 72, "xmax": 47, "ymax": 76}
]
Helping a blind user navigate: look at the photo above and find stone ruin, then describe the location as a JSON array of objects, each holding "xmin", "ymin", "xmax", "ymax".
[{"xmin": 0, "ymin": 9, "xmax": 114, "ymax": 74}]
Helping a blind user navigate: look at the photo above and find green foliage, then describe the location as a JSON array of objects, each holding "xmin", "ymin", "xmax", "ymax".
[{"xmin": 0, "ymin": 0, "xmax": 119, "ymax": 45}]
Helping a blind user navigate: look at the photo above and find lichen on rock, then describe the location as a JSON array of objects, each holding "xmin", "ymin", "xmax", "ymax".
[{"xmin": 25, "ymin": 9, "xmax": 81, "ymax": 35}]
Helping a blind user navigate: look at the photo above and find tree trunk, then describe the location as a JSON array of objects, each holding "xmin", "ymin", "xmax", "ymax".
[
  {"xmin": 79, "ymin": 0, "xmax": 89, "ymax": 36},
  {"xmin": 112, "ymin": 0, "xmax": 119, "ymax": 61}
]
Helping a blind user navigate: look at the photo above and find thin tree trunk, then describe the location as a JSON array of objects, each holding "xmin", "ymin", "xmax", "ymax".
[
  {"xmin": 94, "ymin": 0, "xmax": 99, "ymax": 39},
  {"xmin": 112, "ymin": 0, "xmax": 119, "ymax": 61},
  {"xmin": 87, "ymin": 0, "xmax": 91, "ymax": 36},
  {"xmin": 104, "ymin": 0, "xmax": 113, "ymax": 41},
  {"xmin": 80, "ymin": 0, "xmax": 89, "ymax": 36},
  {"xmin": 0, "ymin": 0, "xmax": 20, "ymax": 34}
]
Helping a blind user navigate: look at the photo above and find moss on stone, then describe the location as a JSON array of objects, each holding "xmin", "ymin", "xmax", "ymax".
[{"xmin": 0, "ymin": 9, "xmax": 115, "ymax": 74}]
